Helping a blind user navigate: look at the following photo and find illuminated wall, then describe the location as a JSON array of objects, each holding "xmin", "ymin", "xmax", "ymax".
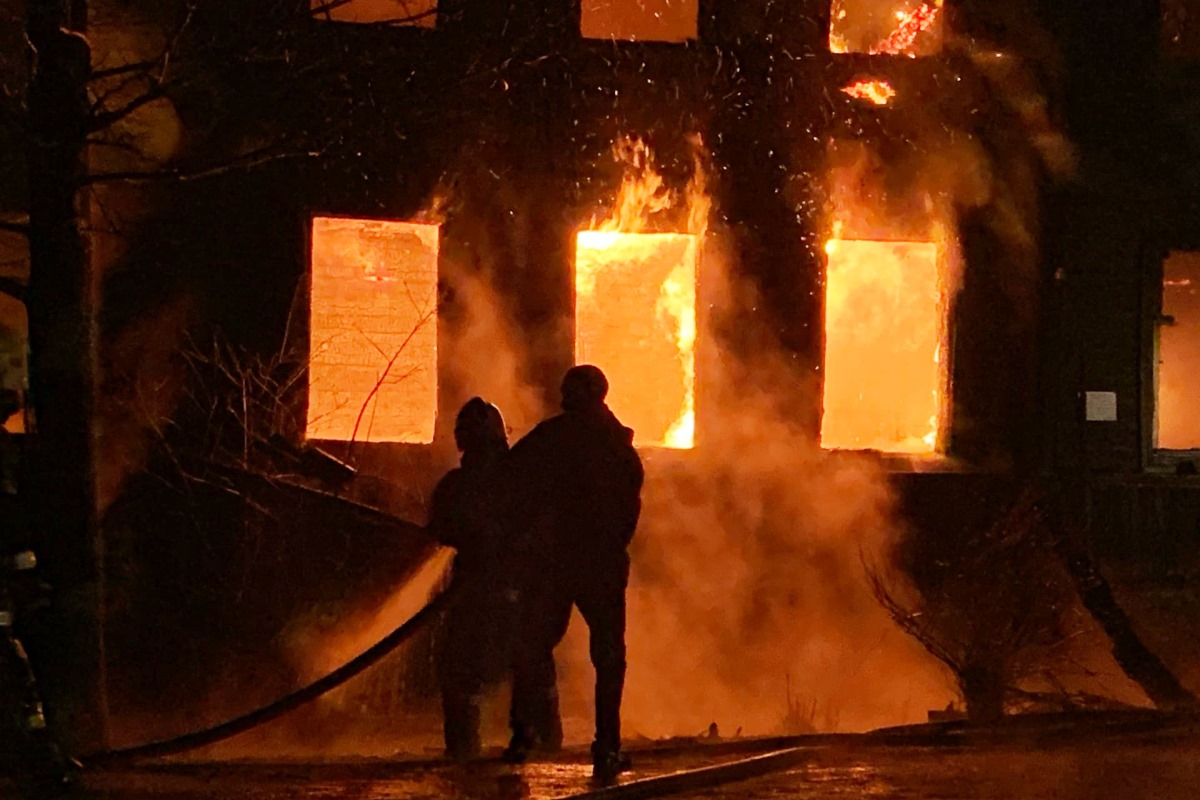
[
  {"xmin": 580, "ymin": 0, "xmax": 698, "ymax": 42},
  {"xmin": 821, "ymin": 238, "xmax": 942, "ymax": 453},
  {"xmin": 308, "ymin": 217, "xmax": 438, "ymax": 443},
  {"xmin": 575, "ymin": 231, "xmax": 697, "ymax": 449}
]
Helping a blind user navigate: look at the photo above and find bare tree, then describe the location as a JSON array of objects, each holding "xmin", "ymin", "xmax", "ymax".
[
  {"xmin": 2, "ymin": 0, "xmax": 441, "ymax": 753},
  {"xmin": 866, "ymin": 492, "xmax": 1085, "ymax": 721}
]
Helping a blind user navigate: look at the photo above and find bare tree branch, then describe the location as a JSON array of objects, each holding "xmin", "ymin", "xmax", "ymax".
[
  {"xmin": 82, "ymin": 148, "xmax": 321, "ymax": 185},
  {"xmin": 346, "ymin": 306, "xmax": 434, "ymax": 451}
]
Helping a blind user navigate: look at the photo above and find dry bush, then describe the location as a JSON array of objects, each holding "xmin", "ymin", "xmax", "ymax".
[{"xmin": 867, "ymin": 491, "xmax": 1086, "ymax": 721}]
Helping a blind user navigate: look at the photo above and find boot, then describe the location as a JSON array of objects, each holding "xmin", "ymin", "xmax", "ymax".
[
  {"xmin": 443, "ymin": 693, "xmax": 482, "ymax": 762},
  {"xmin": 591, "ymin": 743, "xmax": 631, "ymax": 785}
]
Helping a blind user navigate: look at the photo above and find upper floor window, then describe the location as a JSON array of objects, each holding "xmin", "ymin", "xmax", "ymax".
[
  {"xmin": 311, "ymin": 0, "xmax": 437, "ymax": 27},
  {"xmin": 581, "ymin": 0, "xmax": 698, "ymax": 43},
  {"xmin": 0, "ymin": 222, "xmax": 27, "ymax": 434},
  {"xmin": 1155, "ymin": 251, "xmax": 1200, "ymax": 451},
  {"xmin": 830, "ymin": 0, "xmax": 943, "ymax": 57}
]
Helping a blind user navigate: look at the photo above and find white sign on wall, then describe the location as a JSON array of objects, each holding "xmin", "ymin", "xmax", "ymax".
[{"xmin": 1084, "ymin": 391, "xmax": 1118, "ymax": 422}]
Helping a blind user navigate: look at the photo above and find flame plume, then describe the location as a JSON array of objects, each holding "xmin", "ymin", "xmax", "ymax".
[
  {"xmin": 841, "ymin": 78, "xmax": 897, "ymax": 106},
  {"xmin": 576, "ymin": 137, "xmax": 706, "ymax": 449}
]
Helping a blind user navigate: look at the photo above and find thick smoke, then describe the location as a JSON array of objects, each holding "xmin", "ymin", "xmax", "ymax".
[
  {"xmin": 438, "ymin": 256, "xmax": 548, "ymax": 444},
  {"xmin": 549, "ymin": 253, "xmax": 953, "ymax": 738}
]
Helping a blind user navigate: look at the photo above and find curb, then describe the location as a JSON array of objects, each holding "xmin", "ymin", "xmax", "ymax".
[{"xmin": 553, "ymin": 747, "xmax": 813, "ymax": 800}]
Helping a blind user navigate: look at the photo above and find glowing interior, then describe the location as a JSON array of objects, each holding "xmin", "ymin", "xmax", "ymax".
[
  {"xmin": 821, "ymin": 238, "xmax": 942, "ymax": 453},
  {"xmin": 310, "ymin": 0, "xmax": 436, "ymax": 26},
  {"xmin": 829, "ymin": 0, "xmax": 943, "ymax": 56},
  {"xmin": 1157, "ymin": 251, "xmax": 1200, "ymax": 450},
  {"xmin": 308, "ymin": 217, "xmax": 438, "ymax": 443},
  {"xmin": 575, "ymin": 231, "xmax": 697, "ymax": 449},
  {"xmin": 580, "ymin": 0, "xmax": 698, "ymax": 42},
  {"xmin": 0, "ymin": 293, "xmax": 26, "ymax": 434}
]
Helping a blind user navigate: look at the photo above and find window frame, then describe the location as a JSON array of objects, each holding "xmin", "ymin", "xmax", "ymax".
[
  {"xmin": 304, "ymin": 212, "xmax": 442, "ymax": 447},
  {"xmin": 1143, "ymin": 247, "xmax": 1200, "ymax": 470}
]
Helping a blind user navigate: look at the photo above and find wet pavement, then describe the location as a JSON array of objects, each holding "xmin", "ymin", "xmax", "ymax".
[
  {"xmin": 676, "ymin": 740, "xmax": 1200, "ymax": 800},
  {"xmin": 76, "ymin": 746, "xmax": 740, "ymax": 800},
  {"xmin": 39, "ymin": 730, "xmax": 1200, "ymax": 799}
]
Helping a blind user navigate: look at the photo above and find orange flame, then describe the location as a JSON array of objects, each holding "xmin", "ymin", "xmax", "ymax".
[
  {"xmin": 830, "ymin": 0, "xmax": 943, "ymax": 57},
  {"xmin": 841, "ymin": 78, "xmax": 897, "ymax": 106},
  {"xmin": 576, "ymin": 137, "xmax": 704, "ymax": 449},
  {"xmin": 821, "ymin": 143, "xmax": 950, "ymax": 455},
  {"xmin": 872, "ymin": 1, "xmax": 942, "ymax": 56},
  {"xmin": 822, "ymin": 236, "xmax": 941, "ymax": 453}
]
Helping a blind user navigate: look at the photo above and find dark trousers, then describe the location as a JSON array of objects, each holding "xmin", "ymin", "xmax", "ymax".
[
  {"xmin": 510, "ymin": 555, "xmax": 628, "ymax": 754},
  {"xmin": 1, "ymin": 626, "xmax": 59, "ymax": 782},
  {"xmin": 438, "ymin": 577, "xmax": 516, "ymax": 758}
]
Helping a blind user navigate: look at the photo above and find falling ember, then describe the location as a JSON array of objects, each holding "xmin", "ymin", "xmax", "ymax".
[
  {"xmin": 574, "ymin": 137, "xmax": 702, "ymax": 449},
  {"xmin": 841, "ymin": 78, "xmax": 897, "ymax": 106},
  {"xmin": 821, "ymin": 237, "xmax": 942, "ymax": 453},
  {"xmin": 307, "ymin": 217, "xmax": 438, "ymax": 443},
  {"xmin": 829, "ymin": 0, "xmax": 943, "ymax": 57}
]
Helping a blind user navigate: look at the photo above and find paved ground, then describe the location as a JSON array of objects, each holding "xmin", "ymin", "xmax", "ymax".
[
  {"xmin": 76, "ymin": 744, "xmax": 753, "ymax": 800},
  {"xmin": 22, "ymin": 724, "xmax": 1200, "ymax": 799},
  {"xmin": 676, "ymin": 740, "xmax": 1200, "ymax": 800}
]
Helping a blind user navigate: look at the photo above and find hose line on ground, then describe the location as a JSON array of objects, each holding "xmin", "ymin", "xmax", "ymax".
[{"xmin": 82, "ymin": 551, "xmax": 456, "ymax": 767}]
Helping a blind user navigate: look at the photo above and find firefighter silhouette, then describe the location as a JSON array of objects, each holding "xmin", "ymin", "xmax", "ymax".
[
  {"xmin": 504, "ymin": 366, "xmax": 643, "ymax": 784},
  {"xmin": 0, "ymin": 390, "xmax": 71, "ymax": 795},
  {"xmin": 429, "ymin": 397, "xmax": 518, "ymax": 761}
]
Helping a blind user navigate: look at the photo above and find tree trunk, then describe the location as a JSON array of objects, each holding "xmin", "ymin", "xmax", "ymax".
[
  {"xmin": 961, "ymin": 664, "xmax": 1006, "ymax": 724},
  {"xmin": 25, "ymin": 0, "xmax": 108, "ymax": 753}
]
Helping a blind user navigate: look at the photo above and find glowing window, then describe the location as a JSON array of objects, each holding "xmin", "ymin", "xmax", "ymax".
[
  {"xmin": 311, "ymin": 0, "xmax": 436, "ymax": 26},
  {"xmin": 575, "ymin": 231, "xmax": 696, "ymax": 449},
  {"xmin": 829, "ymin": 0, "xmax": 943, "ymax": 56},
  {"xmin": 0, "ymin": 222, "xmax": 28, "ymax": 434},
  {"xmin": 1156, "ymin": 252, "xmax": 1200, "ymax": 450},
  {"xmin": 308, "ymin": 217, "xmax": 438, "ymax": 443},
  {"xmin": 821, "ymin": 239, "xmax": 943, "ymax": 453},
  {"xmin": 581, "ymin": 0, "xmax": 698, "ymax": 43},
  {"xmin": 0, "ymin": 295, "xmax": 27, "ymax": 434}
]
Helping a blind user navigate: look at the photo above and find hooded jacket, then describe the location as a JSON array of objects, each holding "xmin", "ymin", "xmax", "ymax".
[{"xmin": 507, "ymin": 403, "xmax": 644, "ymax": 565}]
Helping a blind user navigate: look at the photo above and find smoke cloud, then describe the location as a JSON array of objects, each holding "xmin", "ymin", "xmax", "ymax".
[{"xmin": 549, "ymin": 254, "xmax": 953, "ymax": 739}]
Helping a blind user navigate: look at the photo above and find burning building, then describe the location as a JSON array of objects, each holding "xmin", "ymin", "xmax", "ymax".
[{"xmin": 7, "ymin": 0, "xmax": 1200, "ymax": 751}]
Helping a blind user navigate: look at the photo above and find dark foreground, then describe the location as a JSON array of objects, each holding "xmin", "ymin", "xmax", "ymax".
[{"xmin": 40, "ymin": 721, "xmax": 1200, "ymax": 800}]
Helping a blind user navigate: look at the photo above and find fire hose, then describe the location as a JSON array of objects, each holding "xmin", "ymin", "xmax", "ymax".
[{"xmin": 81, "ymin": 549, "xmax": 457, "ymax": 767}]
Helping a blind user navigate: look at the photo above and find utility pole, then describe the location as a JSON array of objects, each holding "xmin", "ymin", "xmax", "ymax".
[{"xmin": 25, "ymin": 0, "xmax": 108, "ymax": 754}]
